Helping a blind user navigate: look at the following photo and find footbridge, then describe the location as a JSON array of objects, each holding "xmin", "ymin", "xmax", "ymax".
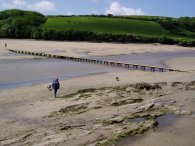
[{"xmin": 8, "ymin": 49, "xmax": 186, "ymax": 72}]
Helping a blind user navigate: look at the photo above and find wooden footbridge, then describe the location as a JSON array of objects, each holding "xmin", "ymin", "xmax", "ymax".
[{"xmin": 8, "ymin": 49, "xmax": 185, "ymax": 72}]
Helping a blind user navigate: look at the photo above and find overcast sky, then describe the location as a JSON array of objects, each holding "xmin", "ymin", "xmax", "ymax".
[{"xmin": 0, "ymin": 0, "xmax": 194, "ymax": 17}]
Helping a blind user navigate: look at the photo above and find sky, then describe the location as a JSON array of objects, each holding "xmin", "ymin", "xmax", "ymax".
[{"xmin": 0, "ymin": 0, "xmax": 194, "ymax": 18}]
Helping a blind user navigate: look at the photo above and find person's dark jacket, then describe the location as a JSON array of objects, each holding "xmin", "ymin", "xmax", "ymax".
[{"xmin": 52, "ymin": 79, "xmax": 60, "ymax": 90}]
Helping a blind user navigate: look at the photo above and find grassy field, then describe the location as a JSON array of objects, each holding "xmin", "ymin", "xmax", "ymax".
[
  {"xmin": 42, "ymin": 16, "xmax": 195, "ymax": 41},
  {"xmin": 42, "ymin": 16, "xmax": 169, "ymax": 37}
]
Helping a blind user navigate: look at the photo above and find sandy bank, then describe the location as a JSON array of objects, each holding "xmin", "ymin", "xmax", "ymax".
[
  {"xmin": 1, "ymin": 39, "xmax": 195, "ymax": 57},
  {"xmin": 1, "ymin": 77, "xmax": 195, "ymax": 146},
  {"xmin": 165, "ymin": 57, "xmax": 195, "ymax": 71},
  {"xmin": 0, "ymin": 39, "xmax": 195, "ymax": 146}
]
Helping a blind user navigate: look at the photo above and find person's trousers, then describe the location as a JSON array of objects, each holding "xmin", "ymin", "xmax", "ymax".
[{"xmin": 54, "ymin": 89, "xmax": 57, "ymax": 97}]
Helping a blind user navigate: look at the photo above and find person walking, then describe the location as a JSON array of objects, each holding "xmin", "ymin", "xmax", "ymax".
[{"xmin": 52, "ymin": 78, "xmax": 60, "ymax": 98}]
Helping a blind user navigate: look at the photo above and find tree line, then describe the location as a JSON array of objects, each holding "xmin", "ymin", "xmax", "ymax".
[
  {"xmin": 157, "ymin": 17, "xmax": 195, "ymax": 36},
  {"xmin": 32, "ymin": 29, "xmax": 195, "ymax": 47},
  {"xmin": 0, "ymin": 9, "xmax": 46, "ymax": 38}
]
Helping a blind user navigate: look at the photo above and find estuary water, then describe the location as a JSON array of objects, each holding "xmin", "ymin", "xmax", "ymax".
[
  {"xmin": 1, "ymin": 50, "xmax": 195, "ymax": 90},
  {"xmin": 92, "ymin": 50, "xmax": 195, "ymax": 67},
  {"xmin": 0, "ymin": 58, "xmax": 123, "ymax": 90}
]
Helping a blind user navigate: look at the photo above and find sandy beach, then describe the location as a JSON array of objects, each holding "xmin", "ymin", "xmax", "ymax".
[
  {"xmin": 0, "ymin": 39, "xmax": 195, "ymax": 146},
  {"xmin": 1, "ymin": 39, "xmax": 195, "ymax": 57}
]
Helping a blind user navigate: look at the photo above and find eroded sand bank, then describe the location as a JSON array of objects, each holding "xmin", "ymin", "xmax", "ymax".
[{"xmin": 0, "ymin": 39, "xmax": 195, "ymax": 146}]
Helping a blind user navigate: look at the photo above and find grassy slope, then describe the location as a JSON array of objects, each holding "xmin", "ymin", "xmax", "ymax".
[
  {"xmin": 42, "ymin": 16, "xmax": 195, "ymax": 40},
  {"xmin": 42, "ymin": 16, "xmax": 169, "ymax": 37}
]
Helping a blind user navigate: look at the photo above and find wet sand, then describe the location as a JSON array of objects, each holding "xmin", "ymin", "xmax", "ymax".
[
  {"xmin": 165, "ymin": 57, "xmax": 195, "ymax": 71},
  {"xmin": 0, "ymin": 39, "xmax": 195, "ymax": 146}
]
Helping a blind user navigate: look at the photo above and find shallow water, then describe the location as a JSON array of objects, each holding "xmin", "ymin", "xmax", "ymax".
[
  {"xmin": 157, "ymin": 113, "xmax": 177, "ymax": 128},
  {"xmin": 92, "ymin": 50, "xmax": 195, "ymax": 67},
  {"xmin": 116, "ymin": 114, "xmax": 177, "ymax": 146},
  {"xmin": 0, "ymin": 58, "xmax": 123, "ymax": 90},
  {"xmin": 1, "ymin": 50, "xmax": 195, "ymax": 90},
  {"xmin": 129, "ymin": 117, "xmax": 145, "ymax": 123}
]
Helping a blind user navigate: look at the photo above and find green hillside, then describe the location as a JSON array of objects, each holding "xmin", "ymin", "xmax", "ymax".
[
  {"xmin": 42, "ymin": 17, "xmax": 169, "ymax": 37},
  {"xmin": 0, "ymin": 9, "xmax": 195, "ymax": 46},
  {"xmin": 42, "ymin": 16, "xmax": 195, "ymax": 40}
]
